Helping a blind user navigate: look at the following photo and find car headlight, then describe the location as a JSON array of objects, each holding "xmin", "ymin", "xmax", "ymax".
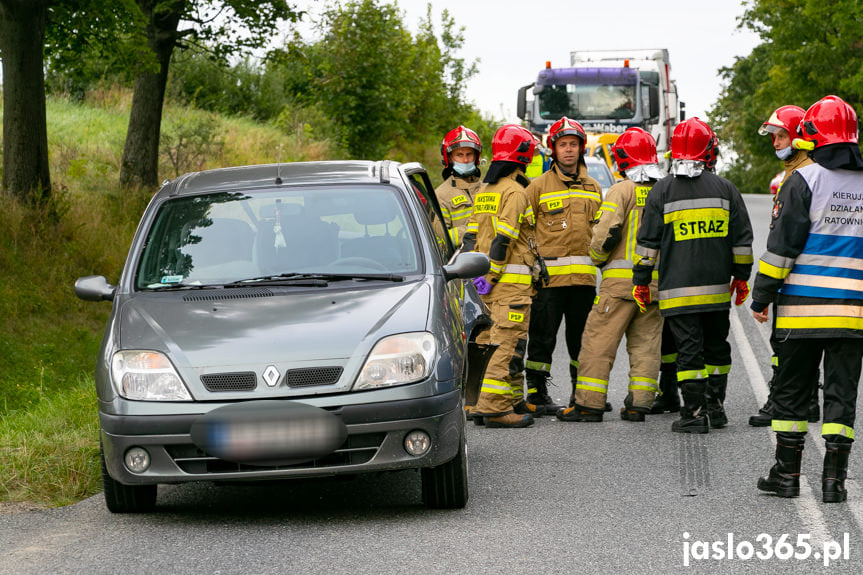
[
  {"xmin": 354, "ymin": 332, "xmax": 437, "ymax": 390},
  {"xmin": 111, "ymin": 351, "xmax": 192, "ymax": 401}
]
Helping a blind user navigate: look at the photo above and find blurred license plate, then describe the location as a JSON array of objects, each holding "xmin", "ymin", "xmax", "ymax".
[{"xmin": 190, "ymin": 400, "xmax": 347, "ymax": 466}]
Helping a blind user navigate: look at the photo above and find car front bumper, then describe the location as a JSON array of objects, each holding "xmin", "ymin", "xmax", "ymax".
[{"xmin": 100, "ymin": 390, "xmax": 463, "ymax": 485}]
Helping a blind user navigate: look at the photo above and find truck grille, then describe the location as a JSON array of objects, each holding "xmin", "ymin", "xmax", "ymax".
[{"xmin": 166, "ymin": 433, "xmax": 384, "ymax": 474}]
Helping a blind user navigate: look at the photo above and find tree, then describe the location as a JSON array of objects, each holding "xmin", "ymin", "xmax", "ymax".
[
  {"xmin": 0, "ymin": 0, "xmax": 52, "ymax": 204},
  {"xmin": 709, "ymin": 0, "xmax": 863, "ymax": 194},
  {"xmin": 119, "ymin": 0, "xmax": 302, "ymax": 188}
]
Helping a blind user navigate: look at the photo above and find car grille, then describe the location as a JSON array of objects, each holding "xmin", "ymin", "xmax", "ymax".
[
  {"xmin": 166, "ymin": 432, "xmax": 385, "ymax": 474},
  {"xmin": 182, "ymin": 288, "xmax": 274, "ymax": 302},
  {"xmin": 285, "ymin": 367, "xmax": 343, "ymax": 387},
  {"xmin": 201, "ymin": 372, "xmax": 257, "ymax": 392}
]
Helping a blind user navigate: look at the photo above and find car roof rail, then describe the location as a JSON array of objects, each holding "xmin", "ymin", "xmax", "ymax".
[{"xmin": 379, "ymin": 160, "xmax": 392, "ymax": 184}]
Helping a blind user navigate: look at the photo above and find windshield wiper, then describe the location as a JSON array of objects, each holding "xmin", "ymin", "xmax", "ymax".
[
  {"xmin": 225, "ymin": 272, "xmax": 405, "ymax": 285},
  {"xmin": 143, "ymin": 284, "xmax": 224, "ymax": 291}
]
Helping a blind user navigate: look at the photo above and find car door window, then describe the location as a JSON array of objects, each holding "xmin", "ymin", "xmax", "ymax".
[{"xmin": 409, "ymin": 173, "xmax": 454, "ymax": 263}]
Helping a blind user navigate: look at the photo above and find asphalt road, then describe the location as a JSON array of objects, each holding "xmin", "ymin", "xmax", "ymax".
[{"xmin": 2, "ymin": 194, "xmax": 862, "ymax": 574}]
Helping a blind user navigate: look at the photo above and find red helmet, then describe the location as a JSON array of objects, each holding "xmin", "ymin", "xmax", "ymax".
[
  {"xmin": 758, "ymin": 105, "xmax": 805, "ymax": 138},
  {"xmin": 547, "ymin": 117, "xmax": 586, "ymax": 159},
  {"xmin": 440, "ymin": 125, "xmax": 482, "ymax": 167},
  {"xmin": 491, "ymin": 124, "xmax": 535, "ymax": 164},
  {"xmin": 611, "ymin": 127, "xmax": 658, "ymax": 171},
  {"xmin": 670, "ymin": 117, "xmax": 716, "ymax": 162},
  {"xmin": 799, "ymin": 95, "xmax": 859, "ymax": 148}
]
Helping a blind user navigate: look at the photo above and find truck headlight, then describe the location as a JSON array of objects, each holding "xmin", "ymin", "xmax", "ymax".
[
  {"xmin": 111, "ymin": 351, "xmax": 192, "ymax": 401},
  {"xmin": 354, "ymin": 332, "xmax": 437, "ymax": 390}
]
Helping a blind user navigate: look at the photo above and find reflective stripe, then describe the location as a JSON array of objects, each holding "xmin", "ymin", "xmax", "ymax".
[
  {"xmin": 525, "ymin": 360, "xmax": 551, "ymax": 372},
  {"xmin": 545, "ymin": 256, "xmax": 597, "ymax": 276},
  {"xmin": 776, "ymin": 303, "xmax": 863, "ymax": 331},
  {"xmin": 635, "ymin": 244, "xmax": 657, "ymax": 258},
  {"xmin": 466, "ymin": 222, "xmax": 478, "ymax": 233},
  {"xmin": 601, "ymin": 260, "xmax": 658, "ymax": 280},
  {"xmin": 629, "ymin": 377, "xmax": 658, "ymax": 393},
  {"xmin": 761, "ymin": 251, "xmax": 796, "ymax": 272},
  {"xmin": 661, "ymin": 353, "xmax": 678, "ymax": 364},
  {"xmin": 659, "ymin": 283, "xmax": 731, "ymax": 310},
  {"xmin": 660, "ymin": 292, "xmax": 731, "ymax": 310},
  {"xmin": 660, "ymin": 284, "xmax": 731, "ymax": 299},
  {"xmin": 627, "ymin": 210, "xmax": 639, "ymax": 262},
  {"xmin": 598, "ymin": 201, "xmax": 618, "ymax": 214},
  {"xmin": 440, "ymin": 206, "xmax": 452, "ymax": 218},
  {"xmin": 576, "ymin": 376, "xmax": 608, "ymax": 393},
  {"xmin": 570, "ymin": 359, "xmax": 579, "ymax": 368},
  {"xmin": 733, "ymin": 246, "xmax": 754, "ymax": 264},
  {"xmin": 785, "ymin": 272, "xmax": 863, "ymax": 293},
  {"xmin": 590, "ymin": 247, "xmax": 609, "ymax": 263},
  {"xmin": 450, "ymin": 207, "xmax": 472, "ymax": 221},
  {"xmin": 677, "ymin": 369, "xmax": 707, "ymax": 382},
  {"xmin": 772, "ymin": 419, "xmax": 808, "ymax": 433},
  {"xmin": 759, "ymin": 259, "xmax": 793, "ymax": 280},
  {"xmin": 480, "ymin": 379, "xmax": 513, "ymax": 395},
  {"xmin": 499, "ymin": 263, "xmax": 533, "ymax": 285},
  {"xmin": 448, "ymin": 227, "xmax": 459, "ymax": 245},
  {"xmin": 771, "ymin": 355, "xmax": 779, "ymax": 367},
  {"xmin": 495, "ymin": 220, "xmax": 520, "ymax": 240},
  {"xmin": 797, "ymin": 253, "xmax": 863, "ymax": 271},
  {"xmin": 822, "ymin": 423, "xmax": 855, "ymax": 439},
  {"xmin": 569, "ymin": 190, "xmax": 602, "ymax": 202},
  {"xmin": 490, "ymin": 261, "xmax": 503, "ymax": 274},
  {"xmin": 664, "ymin": 198, "xmax": 730, "ymax": 213},
  {"xmin": 704, "ymin": 364, "xmax": 731, "ymax": 375}
]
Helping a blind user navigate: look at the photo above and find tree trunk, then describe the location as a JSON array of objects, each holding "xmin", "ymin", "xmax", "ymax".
[
  {"xmin": 119, "ymin": 0, "xmax": 184, "ymax": 189},
  {"xmin": 0, "ymin": 0, "xmax": 51, "ymax": 202}
]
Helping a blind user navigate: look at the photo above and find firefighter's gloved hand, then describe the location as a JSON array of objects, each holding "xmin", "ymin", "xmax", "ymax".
[
  {"xmin": 473, "ymin": 276, "xmax": 493, "ymax": 295},
  {"xmin": 632, "ymin": 285, "xmax": 651, "ymax": 313},
  {"xmin": 730, "ymin": 278, "xmax": 750, "ymax": 306}
]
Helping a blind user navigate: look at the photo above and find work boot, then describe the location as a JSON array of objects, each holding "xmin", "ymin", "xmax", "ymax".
[
  {"xmin": 808, "ymin": 379, "xmax": 821, "ymax": 423},
  {"xmin": 619, "ymin": 393, "xmax": 648, "ymax": 422},
  {"xmin": 513, "ymin": 399, "xmax": 545, "ymax": 417},
  {"xmin": 757, "ymin": 433, "xmax": 805, "ymax": 498},
  {"xmin": 484, "ymin": 412, "xmax": 535, "ymax": 428},
  {"xmin": 822, "ymin": 441, "xmax": 852, "ymax": 503},
  {"xmin": 556, "ymin": 405, "xmax": 603, "ymax": 422},
  {"xmin": 706, "ymin": 374, "xmax": 728, "ymax": 429},
  {"xmin": 671, "ymin": 380, "xmax": 709, "ymax": 433},
  {"xmin": 526, "ymin": 369, "xmax": 564, "ymax": 414},
  {"xmin": 749, "ymin": 367, "xmax": 778, "ymax": 426},
  {"xmin": 650, "ymin": 367, "xmax": 681, "ymax": 414}
]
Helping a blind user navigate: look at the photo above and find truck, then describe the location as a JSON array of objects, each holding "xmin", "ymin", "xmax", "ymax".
[{"xmin": 517, "ymin": 49, "xmax": 685, "ymax": 170}]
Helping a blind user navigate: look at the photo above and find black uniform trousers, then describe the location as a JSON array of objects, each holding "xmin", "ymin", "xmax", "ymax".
[
  {"xmin": 773, "ymin": 338, "xmax": 863, "ymax": 435},
  {"xmin": 665, "ymin": 310, "xmax": 731, "ymax": 379},
  {"xmin": 526, "ymin": 284, "xmax": 595, "ymax": 373}
]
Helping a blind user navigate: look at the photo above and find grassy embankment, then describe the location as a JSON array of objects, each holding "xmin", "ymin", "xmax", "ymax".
[{"xmin": 0, "ymin": 89, "xmax": 344, "ymax": 508}]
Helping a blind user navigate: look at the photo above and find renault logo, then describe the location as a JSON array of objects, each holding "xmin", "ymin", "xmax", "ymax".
[{"xmin": 262, "ymin": 365, "xmax": 281, "ymax": 387}]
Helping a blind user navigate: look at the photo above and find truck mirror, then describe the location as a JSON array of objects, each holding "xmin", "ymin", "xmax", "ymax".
[
  {"xmin": 517, "ymin": 85, "xmax": 529, "ymax": 120},
  {"xmin": 649, "ymin": 85, "xmax": 660, "ymax": 120},
  {"xmin": 679, "ymin": 101, "xmax": 686, "ymax": 121}
]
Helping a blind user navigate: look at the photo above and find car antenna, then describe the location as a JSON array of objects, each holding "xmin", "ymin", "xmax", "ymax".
[{"xmin": 275, "ymin": 143, "xmax": 283, "ymax": 185}]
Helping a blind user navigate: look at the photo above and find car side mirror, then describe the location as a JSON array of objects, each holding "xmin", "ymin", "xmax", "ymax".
[
  {"xmin": 75, "ymin": 275, "xmax": 116, "ymax": 302},
  {"xmin": 443, "ymin": 252, "xmax": 490, "ymax": 282}
]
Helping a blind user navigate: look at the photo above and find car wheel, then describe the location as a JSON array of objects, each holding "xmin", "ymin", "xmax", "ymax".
[
  {"xmin": 100, "ymin": 442, "xmax": 157, "ymax": 513},
  {"xmin": 421, "ymin": 430, "xmax": 468, "ymax": 509}
]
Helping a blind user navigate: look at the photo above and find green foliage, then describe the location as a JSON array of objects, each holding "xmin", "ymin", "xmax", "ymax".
[
  {"xmin": 160, "ymin": 108, "xmax": 225, "ymax": 177},
  {"xmin": 709, "ymin": 0, "xmax": 863, "ymax": 194}
]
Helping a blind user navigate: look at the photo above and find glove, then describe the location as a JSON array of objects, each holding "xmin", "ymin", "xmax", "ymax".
[
  {"xmin": 632, "ymin": 285, "xmax": 651, "ymax": 313},
  {"xmin": 730, "ymin": 278, "xmax": 750, "ymax": 306},
  {"xmin": 473, "ymin": 276, "xmax": 493, "ymax": 295}
]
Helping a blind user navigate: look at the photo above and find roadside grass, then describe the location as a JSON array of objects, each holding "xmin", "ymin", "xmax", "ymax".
[{"xmin": 0, "ymin": 377, "xmax": 101, "ymax": 507}]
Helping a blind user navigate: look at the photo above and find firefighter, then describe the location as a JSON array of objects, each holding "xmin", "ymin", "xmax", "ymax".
[
  {"xmin": 461, "ymin": 124, "xmax": 541, "ymax": 428},
  {"xmin": 633, "ymin": 117, "xmax": 754, "ymax": 434},
  {"xmin": 748, "ymin": 105, "xmax": 821, "ymax": 428},
  {"xmin": 523, "ymin": 117, "xmax": 602, "ymax": 416},
  {"xmin": 434, "ymin": 126, "xmax": 483, "ymax": 248},
  {"xmin": 752, "ymin": 95, "xmax": 863, "ymax": 502},
  {"xmin": 563, "ymin": 127, "xmax": 665, "ymax": 422},
  {"xmin": 525, "ymin": 132, "xmax": 551, "ymax": 179}
]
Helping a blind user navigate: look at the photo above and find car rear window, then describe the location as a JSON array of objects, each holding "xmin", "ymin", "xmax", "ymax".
[{"xmin": 134, "ymin": 185, "xmax": 420, "ymax": 289}]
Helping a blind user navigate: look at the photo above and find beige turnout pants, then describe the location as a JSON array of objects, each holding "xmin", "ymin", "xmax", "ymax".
[
  {"xmin": 473, "ymin": 297, "xmax": 531, "ymax": 415},
  {"xmin": 574, "ymin": 293, "xmax": 663, "ymax": 411}
]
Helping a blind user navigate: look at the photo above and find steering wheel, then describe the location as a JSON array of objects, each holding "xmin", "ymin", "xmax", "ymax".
[{"xmin": 328, "ymin": 257, "xmax": 389, "ymax": 272}]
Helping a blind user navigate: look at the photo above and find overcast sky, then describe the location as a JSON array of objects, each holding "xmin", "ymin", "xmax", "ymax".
[{"xmin": 290, "ymin": 0, "xmax": 761, "ymax": 124}]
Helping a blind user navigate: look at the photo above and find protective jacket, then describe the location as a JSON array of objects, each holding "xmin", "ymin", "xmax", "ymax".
[
  {"xmin": 526, "ymin": 163, "xmax": 601, "ymax": 287},
  {"xmin": 590, "ymin": 179, "xmax": 659, "ymax": 299},
  {"xmin": 752, "ymin": 162, "xmax": 863, "ymax": 339},
  {"xmin": 434, "ymin": 175, "xmax": 481, "ymax": 247},
  {"xmin": 634, "ymin": 170, "xmax": 754, "ymax": 316},
  {"xmin": 462, "ymin": 171, "xmax": 536, "ymax": 300},
  {"xmin": 775, "ymin": 151, "xmax": 813, "ymax": 202}
]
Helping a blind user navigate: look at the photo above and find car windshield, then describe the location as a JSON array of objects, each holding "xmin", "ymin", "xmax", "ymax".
[
  {"xmin": 134, "ymin": 185, "xmax": 420, "ymax": 290},
  {"xmin": 586, "ymin": 158, "xmax": 614, "ymax": 192}
]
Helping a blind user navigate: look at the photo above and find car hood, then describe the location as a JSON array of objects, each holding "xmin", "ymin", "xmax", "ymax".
[{"xmin": 116, "ymin": 282, "xmax": 431, "ymax": 369}]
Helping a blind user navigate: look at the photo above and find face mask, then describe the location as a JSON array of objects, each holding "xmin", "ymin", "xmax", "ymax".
[
  {"xmin": 775, "ymin": 146, "xmax": 793, "ymax": 161},
  {"xmin": 452, "ymin": 161, "xmax": 476, "ymax": 175}
]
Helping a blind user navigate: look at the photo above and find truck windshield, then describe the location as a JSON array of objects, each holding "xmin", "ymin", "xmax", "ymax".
[{"xmin": 538, "ymin": 83, "xmax": 637, "ymax": 121}]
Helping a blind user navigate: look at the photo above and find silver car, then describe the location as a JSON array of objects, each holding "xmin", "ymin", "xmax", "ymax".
[{"xmin": 76, "ymin": 160, "xmax": 490, "ymax": 512}]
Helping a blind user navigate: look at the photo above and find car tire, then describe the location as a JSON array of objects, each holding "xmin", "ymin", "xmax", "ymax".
[
  {"xmin": 100, "ymin": 442, "xmax": 157, "ymax": 513},
  {"xmin": 421, "ymin": 430, "xmax": 468, "ymax": 509}
]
